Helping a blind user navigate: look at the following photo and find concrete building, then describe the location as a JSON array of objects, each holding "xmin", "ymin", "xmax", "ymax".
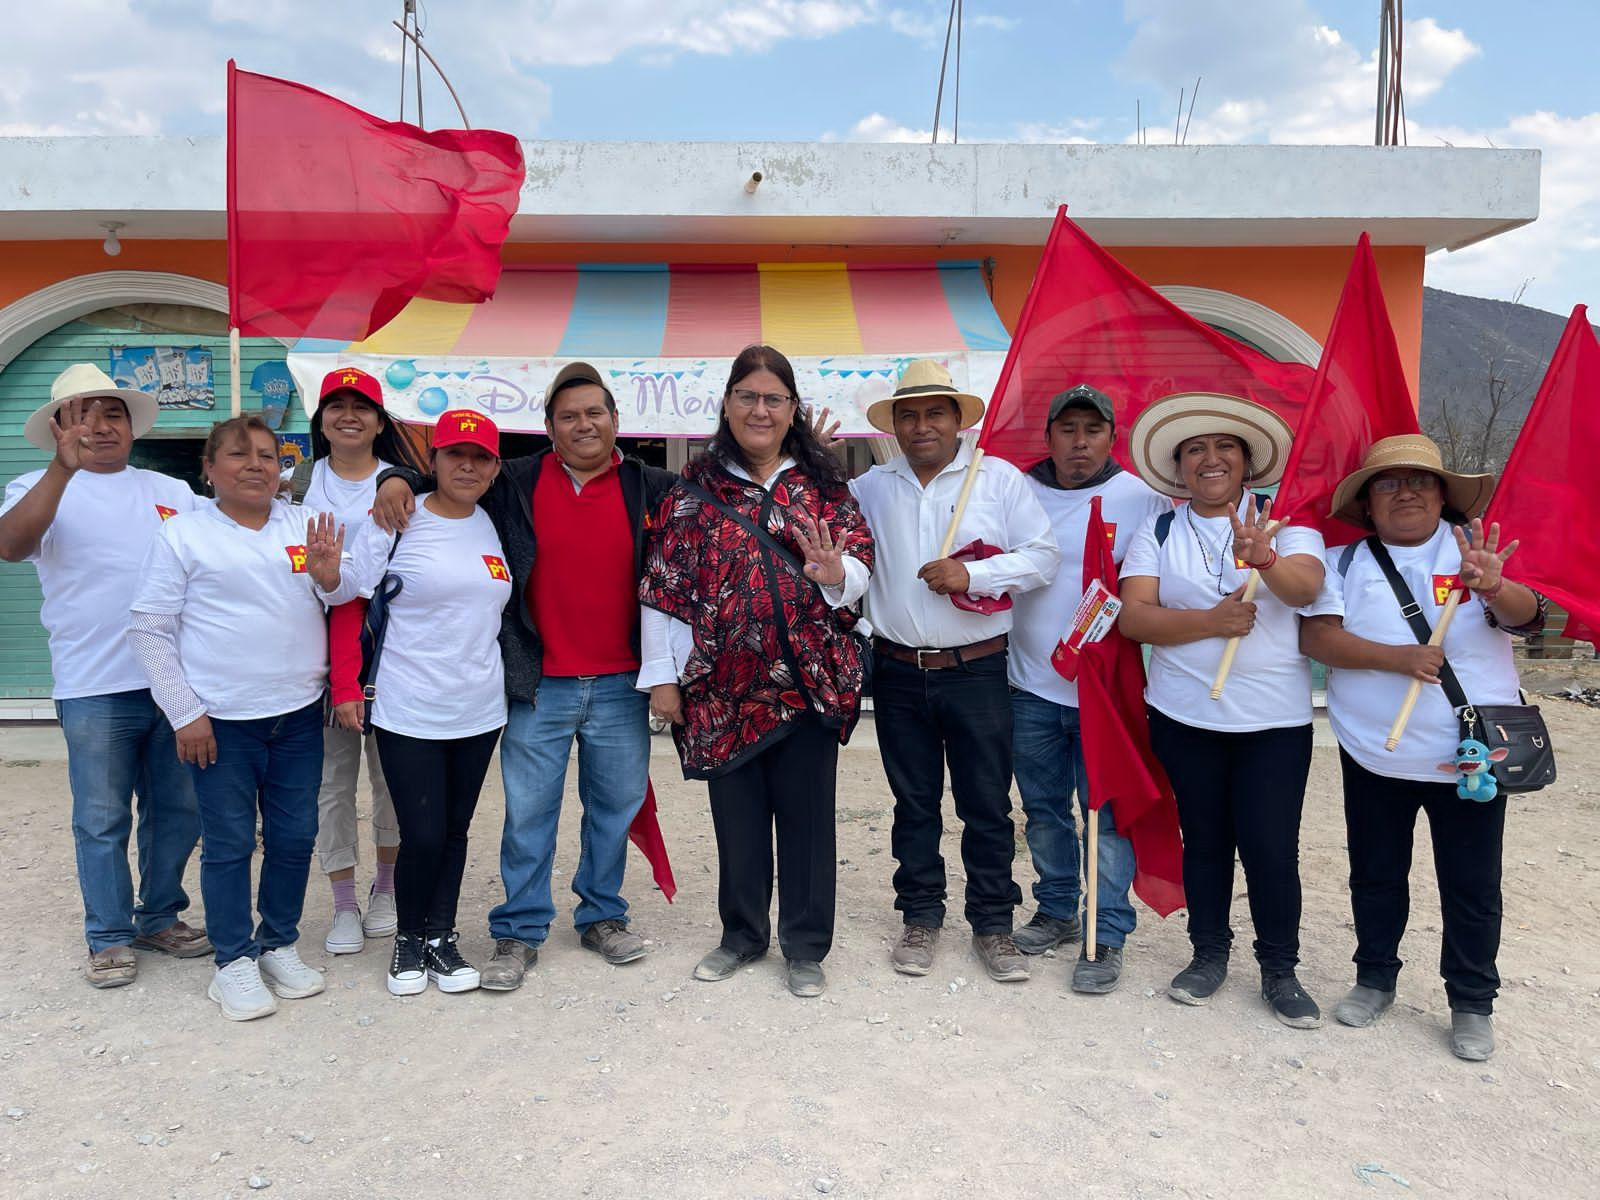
[{"xmin": 0, "ymin": 136, "xmax": 1540, "ymax": 709}]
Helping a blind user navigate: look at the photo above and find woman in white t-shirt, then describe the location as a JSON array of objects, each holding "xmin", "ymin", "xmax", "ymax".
[
  {"xmin": 300, "ymin": 367, "xmax": 422, "ymax": 958},
  {"xmin": 129, "ymin": 416, "xmax": 358, "ymax": 1022},
  {"xmin": 324, "ymin": 410, "xmax": 511, "ymax": 997},
  {"xmin": 1119, "ymin": 393, "xmax": 1328, "ymax": 1029},
  {"xmin": 1301, "ymin": 435, "xmax": 1543, "ymax": 1062}
]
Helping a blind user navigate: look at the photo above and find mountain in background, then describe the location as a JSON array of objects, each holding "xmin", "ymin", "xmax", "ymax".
[{"xmin": 1420, "ymin": 287, "xmax": 1596, "ymax": 472}]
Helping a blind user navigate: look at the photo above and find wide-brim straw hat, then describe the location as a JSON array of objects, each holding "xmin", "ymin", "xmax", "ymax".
[
  {"xmin": 1329, "ymin": 433, "xmax": 1494, "ymax": 529},
  {"xmin": 24, "ymin": 363, "xmax": 159, "ymax": 451},
  {"xmin": 1126, "ymin": 392, "xmax": 1294, "ymax": 499},
  {"xmin": 866, "ymin": 359, "xmax": 986, "ymax": 433}
]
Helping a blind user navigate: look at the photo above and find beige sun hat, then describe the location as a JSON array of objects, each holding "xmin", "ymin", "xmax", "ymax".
[
  {"xmin": 1126, "ymin": 391, "xmax": 1294, "ymax": 499},
  {"xmin": 866, "ymin": 359, "xmax": 986, "ymax": 434},
  {"xmin": 1329, "ymin": 433, "xmax": 1494, "ymax": 529},
  {"xmin": 24, "ymin": 363, "xmax": 159, "ymax": 452}
]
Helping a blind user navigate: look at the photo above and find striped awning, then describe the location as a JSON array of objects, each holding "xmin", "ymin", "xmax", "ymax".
[{"xmin": 286, "ymin": 261, "xmax": 1010, "ymax": 436}]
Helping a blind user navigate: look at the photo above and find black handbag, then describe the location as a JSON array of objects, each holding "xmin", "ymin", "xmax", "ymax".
[{"xmin": 1366, "ymin": 536, "xmax": 1556, "ymax": 793}]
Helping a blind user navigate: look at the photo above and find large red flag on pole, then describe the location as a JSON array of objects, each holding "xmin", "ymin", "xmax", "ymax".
[
  {"xmin": 1074, "ymin": 496, "xmax": 1186, "ymax": 918},
  {"xmin": 1483, "ymin": 306, "xmax": 1600, "ymax": 644},
  {"xmin": 976, "ymin": 207, "xmax": 1314, "ymax": 471},
  {"xmin": 227, "ymin": 61, "xmax": 525, "ymax": 342},
  {"xmin": 1272, "ymin": 233, "xmax": 1423, "ymax": 545}
]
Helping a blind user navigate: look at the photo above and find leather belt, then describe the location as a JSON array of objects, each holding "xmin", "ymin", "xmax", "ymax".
[{"xmin": 873, "ymin": 634, "xmax": 1008, "ymax": 671}]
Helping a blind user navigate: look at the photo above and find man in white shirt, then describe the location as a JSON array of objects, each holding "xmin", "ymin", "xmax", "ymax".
[
  {"xmin": 850, "ymin": 360, "xmax": 1059, "ymax": 982},
  {"xmin": 1008, "ymin": 385, "xmax": 1172, "ymax": 993},
  {"xmin": 0, "ymin": 364, "xmax": 208, "ymax": 989}
]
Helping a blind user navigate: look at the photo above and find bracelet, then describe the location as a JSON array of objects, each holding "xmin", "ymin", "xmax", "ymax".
[
  {"xmin": 1473, "ymin": 579, "xmax": 1503, "ymax": 603},
  {"xmin": 1249, "ymin": 549, "xmax": 1278, "ymax": 571}
]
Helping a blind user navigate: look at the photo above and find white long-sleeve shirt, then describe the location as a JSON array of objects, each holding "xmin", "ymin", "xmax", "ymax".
[{"xmin": 849, "ymin": 442, "xmax": 1058, "ymax": 649}]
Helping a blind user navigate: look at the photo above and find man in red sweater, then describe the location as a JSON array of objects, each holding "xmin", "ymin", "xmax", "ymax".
[{"xmin": 374, "ymin": 364, "xmax": 674, "ymax": 989}]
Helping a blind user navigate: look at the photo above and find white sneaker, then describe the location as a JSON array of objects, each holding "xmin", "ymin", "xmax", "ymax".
[
  {"xmin": 363, "ymin": 890, "xmax": 399, "ymax": 938},
  {"xmin": 325, "ymin": 908, "xmax": 365, "ymax": 955},
  {"xmin": 258, "ymin": 944, "xmax": 326, "ymax": 999},
  {"xmin": 208, "ymin": 957, "xmax": 278, "ymax": 1022}
]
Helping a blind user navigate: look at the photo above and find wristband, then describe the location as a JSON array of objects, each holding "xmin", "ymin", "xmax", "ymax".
[
  {"xmin": 1249, "ymin": 549, "xmax": 1278, "ymax": 571},
  {"xmin": 1473, "ymin": 579, "xmax": 1503, "ymax": 603}
]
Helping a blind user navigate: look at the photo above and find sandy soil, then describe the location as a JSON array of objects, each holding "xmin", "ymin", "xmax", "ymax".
[{"xmin": 1, "ymin": 697, "xmax": 1598, "ymax": 1200}]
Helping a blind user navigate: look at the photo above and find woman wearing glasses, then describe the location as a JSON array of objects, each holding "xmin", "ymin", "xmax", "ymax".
[
  {"xmin": 639, "ymin": 345, "xmax": 874, "ymax": 999},
  {"xmin": 1300, "ymin": 435, "xmax": 1541, "ymax": 1061},
  {"xmin": 1117, "ymin": 393, "xmax": 1329, "ymax": 1029}
]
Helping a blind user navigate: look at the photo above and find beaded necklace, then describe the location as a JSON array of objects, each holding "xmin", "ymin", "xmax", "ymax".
[{"xmin": 1185, "ymin": 502, "xmax": 1237, "ymax": 596}]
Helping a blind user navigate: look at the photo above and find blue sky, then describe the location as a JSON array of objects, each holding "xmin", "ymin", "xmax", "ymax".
[{"xmin": 4, "ymin": 1, "xmax": 1597, "ymax": 315}]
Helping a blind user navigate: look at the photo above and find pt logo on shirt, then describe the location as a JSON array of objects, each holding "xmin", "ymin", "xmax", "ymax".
[
  {"xmin": 483, "ymin": 555, "xmax": 510, "ymax": 581},
  {"xmin": 285, "ymin": 545, "xmax": 309, "ymax": 574},
  {"xmin": 154, "ymin": 505, "xmax": 178, "ymax": 522},
  {"xmin": 1432, "ymin": 574, "xmax": 1463, "ymax": 605}
]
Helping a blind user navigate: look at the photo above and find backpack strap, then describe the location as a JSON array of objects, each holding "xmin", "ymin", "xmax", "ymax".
[
  {"xmin": 288, "ymin": 457, "xmax": 316, "ymax": 505},
  {"xmin": 1337, "ymin": 540, "xmax": 1362, "ymax": 578},
  {"xmin": 1154, "ymin": 510, "xmax": 1176, "ymax": 547}
]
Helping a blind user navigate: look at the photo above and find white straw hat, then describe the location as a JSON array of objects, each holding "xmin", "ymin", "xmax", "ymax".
[
  {"xmin": 1127, "ymin": 392, "xmax": 1294, "ymax": 499},
  {"xmin": 866, "ymin": 359, "xmax": 986, "ymax": 433},
  {"xmin": 24, "ymin": 363, "xmax": 159, "ymax": 451}
]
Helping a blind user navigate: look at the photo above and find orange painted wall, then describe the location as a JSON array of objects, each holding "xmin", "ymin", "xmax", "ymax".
[{"xmin": 0, "ymin": 237, "xmax": 1425, "ymax": 396}]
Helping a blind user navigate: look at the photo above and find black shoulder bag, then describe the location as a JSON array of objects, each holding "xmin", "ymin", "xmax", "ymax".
[
  {"xmin": 1365, "ymin": 536, "xmax": 1555, "ymax": 793},
  {"xmin": 355, "ymin": 533, "xmax": 404, "ymax": 733},
  {"xmin": 677, "ymin": 478, "xmax": 873, "ymax": 700}
]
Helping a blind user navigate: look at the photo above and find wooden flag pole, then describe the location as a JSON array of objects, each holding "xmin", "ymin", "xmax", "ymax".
[
  {"xmin": 229, "ymin": 327, "xmax": 241, "ymax": 419},
  {"xmin": 1385, "ymin": 588, "xmax": 1462, "ymax": 750},
  {"xmin": 1209, "ymin": 519, "xmax": 1282, "ymax": 700},
  {"xmin": 1085, "ymin": 807, "xmax": 1099, "ymax": 962},
  {"xmin": 936, "ymin": 445, "xmax": 986, "ymax": 557}
]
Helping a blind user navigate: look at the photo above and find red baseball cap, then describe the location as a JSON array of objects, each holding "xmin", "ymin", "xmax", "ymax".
[
  {"xmin": 432, "ymin": 409, "xmax": 500, "ymax": 457},
  {"xmin": 319, "ymin": 367, "xmax": 385, "ymax": 409}
]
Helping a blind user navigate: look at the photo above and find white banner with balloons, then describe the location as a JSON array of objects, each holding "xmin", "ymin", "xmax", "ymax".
[{"xmin": 287, "ymin": 351, "xmax": 1007, "ymax": 437}]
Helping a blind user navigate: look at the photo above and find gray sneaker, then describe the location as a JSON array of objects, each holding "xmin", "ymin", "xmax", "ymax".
[
  {"xmin": 890, "ymin": 925, "xmax": 940, "ymax": 976},
  {"xmin": 1071, "ymin": 945, "xmax": 1124, "ymax": 994},
  {"xmin": 692, "ymin": 945, "xmax": 765, "ymax": 981},
  {"xmin": 480, "ymin": 939, "xmax": 538, "ymax": 991},
  {"xmin": 1012, "ymin": 911, "xmax": 1082, "ymax": 955},
  {"xmin": 580, "ymin": 919, "xmax": 646, "ymax": 965},
  {"xmin": 1450, "ymin": 1012, "xmax": 1495, "ymax": 1061},
  {"xmin": 1333, "ymin": 984, "xmax": 1395, "ymax": 1028},
  {"xmin": 972, "ymin": 932, "xmax": 1031, "ymax": 982},
  {"xmin": 786, "ymin": 959, "xmax": 826, "ymax": 998}
]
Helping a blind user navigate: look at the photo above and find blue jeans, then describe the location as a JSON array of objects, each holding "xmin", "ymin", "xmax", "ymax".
[
  {"xmin": 56, "ymin": 689, "xmax": 200, "ymax": 954},
  {"xmin": 489, "ymin": 674, "xmax": 651, "ymax": 945},
  {"xmin": 188, "ymin": 702, "xmax": 323, "ymax": 965},
  {"xmin": 1010, "ymin": 689, "xmax": 1137, "ymax": 948}
]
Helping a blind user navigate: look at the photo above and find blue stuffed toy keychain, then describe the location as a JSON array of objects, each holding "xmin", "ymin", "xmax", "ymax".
[{"xmin": 1438, "ymin": 737, "xmax": 1510, "ymax": 801}]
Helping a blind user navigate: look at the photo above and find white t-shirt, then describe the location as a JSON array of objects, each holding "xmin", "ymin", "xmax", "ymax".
[
  {"xmin": 131, "ymin": 500, "xmax": 334, "ymax": 720},
  {"xmin": 1122, "ymin": 496, "xmax": 1328, "ymax": 732},
  {"xmin": 300, "ymin": 458, "xmax": 391, "ymax": 531},
  {"xmin": 1, "ymin": 466, "xmax": 200, "ymax": 699},
  {"xmin": 343, "ymin": 498, "xmax": 511, "ymax": 739},
  {"xmin": 1009, "ymin": 468, "xmax": 1172, "ymax": 707},
  {"xmin": 1315, "ymin": 523, "xmax": 1524, "ymax": 783}
]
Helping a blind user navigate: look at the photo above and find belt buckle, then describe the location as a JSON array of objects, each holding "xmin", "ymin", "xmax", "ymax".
[{"xmin": 915, "ymin": 647, "xmax": 939, "ymax": 670}]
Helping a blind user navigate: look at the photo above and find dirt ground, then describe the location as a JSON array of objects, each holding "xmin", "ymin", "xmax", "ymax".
[{"xmin": 1, "ymin": 690, "xmax": 1598, "ymax": 1200}]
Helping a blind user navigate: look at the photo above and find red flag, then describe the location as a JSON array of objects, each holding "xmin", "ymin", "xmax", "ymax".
[
  {"xmin": 976, "ymin": 207, "xmax": 1313, "ymax": 471},
  {"xmin": 1075, "ymin": 496, "xmax": 1186, "ymax": 917},
  {"xmin": 1273, "ymin": 234, "xmax": 1422, "ymax": 545},
  {"xmin": 628, "ymin": 779, "xmax": 677, "ymax": 903},
  {"xmin": 227, "ymin": 62, "xmax": 525, "ymax": 341},
  {"xmin": 1483, "ymin": 306, "xmax": 1600, "ymax": 645}
]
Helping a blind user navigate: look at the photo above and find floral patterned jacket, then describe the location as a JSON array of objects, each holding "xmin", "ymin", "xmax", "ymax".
[{"xmin": 639, "ymin": 456, "xmax": 875, "ymax": 779}]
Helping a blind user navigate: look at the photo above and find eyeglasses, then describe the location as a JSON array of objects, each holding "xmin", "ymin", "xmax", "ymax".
[
  {"xmin": 728, "ymin": 388, "xmax": 794, "ymax": 412},
  {"xmin": 1369, "ymin": 472, "xmax": 1442, "ymax": 495}
]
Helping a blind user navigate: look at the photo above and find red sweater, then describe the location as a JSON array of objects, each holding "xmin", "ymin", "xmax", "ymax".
[{"xmin": 528, "ymin": 458, "xmax": 639, "ymax": 677}]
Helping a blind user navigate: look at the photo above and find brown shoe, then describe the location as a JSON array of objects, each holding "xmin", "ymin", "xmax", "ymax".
[
  {"xmin": 580, "ymin": 919, "xmax": 646, "ymax": 965},
  {"xmin": 891, "ymin": 924, "xmax": 940, "ymax": 976},
  {"xmin": 480, "ymin": 939, "xmax": 538, "ymax": 991},
  {"xmin": 133, "ymin": 920, "xmax": 213, "ymax": 959},
  {"xmin": 973, "ymin": 932, "xmax": 1030, "ymax": 982},
  {"xmin": 86, "ymin": 945, "xmax": 137, "ymax": 989}
]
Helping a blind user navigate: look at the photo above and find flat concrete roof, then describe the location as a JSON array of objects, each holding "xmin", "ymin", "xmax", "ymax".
[{"xmin": 0, "ymin": 138, "xmax": 1539, "ymax": 253}]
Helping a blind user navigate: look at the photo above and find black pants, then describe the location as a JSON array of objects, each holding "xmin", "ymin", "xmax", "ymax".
[
  {"xmin": 374, "ymin": 726, "xmax": 501, "ymax": 938},
  {"xmin": 874, "ymin": 651, "xmax": 1022, "ymax": 934},
  {"xmin": 1147, "ymin": 709, "xmax": 1312, "ymax": 974},
  {"xmin": 706, "ymin": 716, "xmax": 839, "ymax": 962},
  {"xmin": 1339, "ymin": 749, "xmax": 1505, "ymax": 1015}
]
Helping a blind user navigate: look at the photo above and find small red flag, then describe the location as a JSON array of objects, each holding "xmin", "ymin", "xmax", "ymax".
[
  {"xmin": 1273, "ymin": 234, "xmax": 1422, "ymax": 544},
  {"xmin": 1074, "ymin": 496, "xmax": 1185, "ymax": 917},
  {"xmin": 227, "ymin": 62, "xmax": 525, "ymax": 341},
  {"xmin": 1482, "ymin": 306, "xmax": 1600, "ymax": 644},
  {"xmin": 628, "ymin": 779, "xmax": 677, "ymax": 903},
  {"xmin": 976, "ymin": 207, "xmax": 1313, "ymax": 471}
]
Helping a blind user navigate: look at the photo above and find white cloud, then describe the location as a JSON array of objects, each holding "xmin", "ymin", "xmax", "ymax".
[{"xmin": 836, "ymin": 112, "xmax": 948, "ymax": 142}]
